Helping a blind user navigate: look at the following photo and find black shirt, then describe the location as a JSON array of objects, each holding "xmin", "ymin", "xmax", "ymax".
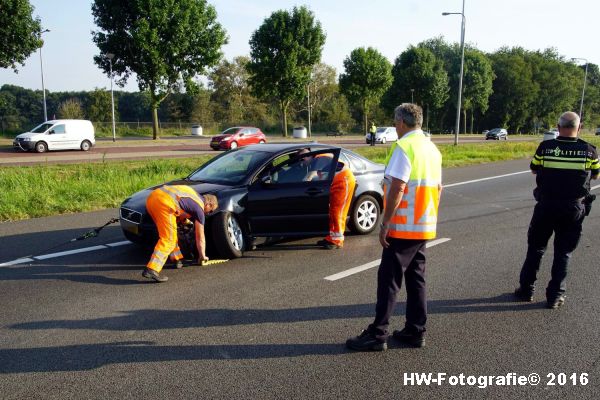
[{"xmin": 530, "ymin": 137, "xmax": 599, "ymax": 201}]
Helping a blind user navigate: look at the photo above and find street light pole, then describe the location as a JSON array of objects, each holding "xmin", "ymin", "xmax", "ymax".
[
  {"xmin": 39, "ymin": 29, "xmax": 50, "ymax": 121},
  {"xmin": 443, "ymin": 0, "xmax": 466, "ymax": 146},
  {"xmin": 105, "ymin": 53, "xmax": 116, "ymax": 142},
  {"xmin": 307, "ymin": 80, "xmax": 311, "ymax": 138},
  {"xmin": 411, "ymin": 88, "xmax": 414, "ymax": 103},
  {"xmin": 571, "ymin": 57, "xmax": 588, "ymax": 121}
]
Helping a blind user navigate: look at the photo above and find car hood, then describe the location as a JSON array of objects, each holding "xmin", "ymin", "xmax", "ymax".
[
  {"xmin": 120, "ymin": 180, "xmax": 233, "ymax": 212},
  {"xmin": 15, "ymin": 132, "xmax": 41, "ymax": 139},
  {"xmin": 212, "ymin": 134, "xmax": 233, "ymax": 141}
]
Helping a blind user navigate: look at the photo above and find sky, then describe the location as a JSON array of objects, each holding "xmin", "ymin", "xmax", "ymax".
[{"xmin": 1, "ymin": 0, "xmax": 598, "ymax": 93}]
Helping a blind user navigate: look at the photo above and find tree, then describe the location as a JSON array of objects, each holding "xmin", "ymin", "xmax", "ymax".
[
  {"xmin": 248, "ymin": 6, "xmax": 326, "ymax": 137},
  {"xmin": 91, "ymin": 0, "xmax": 227, "ymax": 139},
  {"xmin": 0, "ymin": 0, "xmax": 42, "ymax": 71},
  {"xmin": 384, "ymin": 46, "xmax": 449, "ymax": 116},
  {"xmin": 210, "ymin": 56, "xmax": 253, "ymax": 124},
  {"xmin": 339, "ymin": 47, "xmax": 392, "ymax": 133},
  {"xmin": 57, "ymin": 98, "xmax": 84, "ymax": 119},
  {"xmin": 460, "ymin": 49, "xmax": 494, "ymax": 133},
  {"xmin": 86, "ymin": 87, "xmax": 118, "ymax": 123}
]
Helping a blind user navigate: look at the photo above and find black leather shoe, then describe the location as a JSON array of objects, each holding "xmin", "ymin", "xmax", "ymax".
[
  {"xmin": 346, "ymin": 330, "xmax": 387, "ymax": 352},
  {"xmin": 142, "ymin": 268, "xmax": 168, "ymax": 282},
  {"xmin": 514, "ymin": 287, "xmax": 534, "ymax": 302},
  {"xmin": 392, "ymin": 328, "xmax": 426, "ymax": 348},
  {"xmin": 547, "ymin": 295, "xmax": 565, "ymax": 309},
  {"xmin": 316, "ymin": 239, "xmax": 341, "ymax": 250}
]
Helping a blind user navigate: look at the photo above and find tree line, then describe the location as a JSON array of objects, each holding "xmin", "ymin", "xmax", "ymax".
[{"xmin": 2, "ymin": 0, "xmax": 599, "ymax": 137}]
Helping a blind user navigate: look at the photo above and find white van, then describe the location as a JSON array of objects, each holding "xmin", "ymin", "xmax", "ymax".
[{"xmin": 13, "ymin": 119, "xmax": 95, "ymax": 153}]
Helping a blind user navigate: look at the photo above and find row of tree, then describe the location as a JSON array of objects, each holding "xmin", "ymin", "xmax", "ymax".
[{"xmin": 2, "ymin": 0, "xmax": 599, "ymax": 137}]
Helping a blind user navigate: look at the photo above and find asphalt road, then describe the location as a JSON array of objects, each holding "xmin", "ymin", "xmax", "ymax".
[{"xmin": 1, "ymin": 159, "xmax": 598, "ymax": 400}]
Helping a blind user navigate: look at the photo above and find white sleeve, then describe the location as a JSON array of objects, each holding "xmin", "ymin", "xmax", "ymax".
[{"xmin": 385, "ymin": 147, "xmax": 411, "ymax": 183}]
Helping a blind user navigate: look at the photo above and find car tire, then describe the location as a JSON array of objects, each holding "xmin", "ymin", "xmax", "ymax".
[
  {"xmin": 35, "ymin": 141, "xmax": 48, "ymax": 153},
  {"xmin": 349, "ymin": 194, "xmax": 380, "ymax": 234},
  {"xmin": 212, "ymin": 212, "xmax": 244, "ymax": 258},
  {"xmin": 230, "ymin": 141, "xmax": 238, "ymax": 149},
  {"xmin": 80, "ymin": 140, "xmax": 92, "ymax": 151}
]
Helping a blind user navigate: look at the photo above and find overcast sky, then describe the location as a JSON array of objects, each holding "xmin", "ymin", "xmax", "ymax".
[{"xmin": 1, "ymin": 0, "xmax": 598, "ymax": 93}]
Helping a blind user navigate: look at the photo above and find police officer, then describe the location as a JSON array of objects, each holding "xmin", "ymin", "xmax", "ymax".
[
  {"xmin": 515, "ymin": 112, "xmax": 599, "ymax": 308},
  {"xmin": 346, "ymin": 103, "xmax": 442, "ymax": 351},
  {"xmin": 369, "ymin": 122, "xmax": 377, "ymax": 146}
]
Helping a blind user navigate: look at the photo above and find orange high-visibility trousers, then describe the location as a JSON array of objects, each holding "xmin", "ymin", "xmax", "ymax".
[
  {"xmin": 325, "ymin": 168, "xmax": 356, "ymax": 246},
  {"xmin": 146, "ymin": 189, "xmax": 184, "ymax": 273}
]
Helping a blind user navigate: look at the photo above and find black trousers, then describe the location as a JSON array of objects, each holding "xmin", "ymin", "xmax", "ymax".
[
  {"xmin": 519, "ymin": 200, "xmax": 585, "ymax": 299},
  {"xmin": 369, "ymin": 239, "xmax": 427, "ymax": 337},
  {"xmin": 370, "ymin": 133, "xmax": 375, "ymax": 146}
]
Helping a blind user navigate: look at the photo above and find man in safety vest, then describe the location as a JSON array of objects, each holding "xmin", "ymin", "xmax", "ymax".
[
  {"xmin": 347, "ymin": 103, "xmax": 442, "ymax": 351},
  {"xmin": 316, "ymin": 159, "xmax": 356, "ymax": 249},
  {"xmin": 369, "ymin": 122, "xmax": 377, "ymax": 146},
  {"xmin": 142, "ymin": 185, "xmax": 218, "ymax": 283}
]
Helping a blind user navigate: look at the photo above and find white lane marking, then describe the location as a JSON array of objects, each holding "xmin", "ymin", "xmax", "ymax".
[
  {"xmin": 0, "ymin": 258, "xmax": 35, "ymax": 267},
  {"xmin": 0, "ymin": 241, "xmax": 133, "ymax": 266},
  {"xmin": 591, "ymin": 184, "xmax": 600, "ymax": 191},
  {"xmin": 444, "ymin": 171, "xmax": 529, "ymax": 188},
  {"xmin": 324, "ymin": 238, "xmax": 451, "ymax": 281}
]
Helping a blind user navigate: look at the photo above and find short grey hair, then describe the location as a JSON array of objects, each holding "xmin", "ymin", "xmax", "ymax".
[
  {"xmin": 394, "ymin": 103, "xmax": 423, "ymax": 128},
  {"xmin": 558, "ymin": 111, "xmax": 580, "ymax": 128}
]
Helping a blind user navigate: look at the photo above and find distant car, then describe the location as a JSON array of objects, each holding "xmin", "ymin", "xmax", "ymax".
[
  {"xmin": 485, "ymin": 128, "xmax": 508, "ymax": 140},
  {"xmin": 13, "ymin": 119, "xmax": 95, "ymax": 153},
  {"xmin": 119, "ymin": 143, "xmax": 384, "ymax": 259},
  {"xmin": 543, "ymin": 129, "xmax": 558, "ymax": 141},
  {"xmin": 365, "ymin": 127, "xmax": 398, "ymax": 144},
  {"xmin": 210, "ymin": 127, "xmax": 266, "ymax": 150},
  {"xmin": 595, "ymin": 127, "xmax": 600, "ymax": 136}
]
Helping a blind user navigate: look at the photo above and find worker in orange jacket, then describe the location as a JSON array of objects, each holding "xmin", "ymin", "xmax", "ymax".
[
  {"xmin": 315, "ymin": 157, "xmax": 356, "ymax": 249},
  {"xmin": 142, "ymin": 185, "xmax": 218, "ymax": 282}
]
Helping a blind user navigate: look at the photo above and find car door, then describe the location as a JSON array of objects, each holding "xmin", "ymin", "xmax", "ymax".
[
  {"xmin": 46, "ymin": 124, "xmax": 67, "ymax": 150},
  {"xmin": 245, "ymin": 148, "xmax": 341, "ymax": 236}
]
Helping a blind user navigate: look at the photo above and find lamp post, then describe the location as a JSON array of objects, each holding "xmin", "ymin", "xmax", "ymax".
[
  {"xmin": 571, "ymin": 57, "xmax": 588, "ymax": 121},
  {"xmin": 443, "ymin": 0, "xmax": 466, "ymax": 146},
  {"xmin": 105, "ymin": 53, "xmax": 116, "ymax": 142},
  {"xmin": 307, "ymin": 80, "xmax": 311, "ymax": 138},
  {"xmin": 39, "ymin": 29, "xmax": 50, "ymax": 121},
  {"xmin": 411, "ymin": 88, "xmax": 414, "ymax": 103}
]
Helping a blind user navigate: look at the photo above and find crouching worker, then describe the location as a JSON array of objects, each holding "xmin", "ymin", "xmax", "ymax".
[
  {"xmin": 142, "ymin": 185, "xmax": 218, "ymax": 282},
  {"xmin": 317, "ymin": 160, "xmax": 356, "ymax": 249}
]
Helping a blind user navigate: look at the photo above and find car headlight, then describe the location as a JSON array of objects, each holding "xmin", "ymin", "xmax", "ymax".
[{"xmin": 22, "ymin": 138, "xmax": 31, "ymax": 142}]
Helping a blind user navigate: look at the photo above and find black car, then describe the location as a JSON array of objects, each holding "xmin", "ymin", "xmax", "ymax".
[
  {"xmin": 119, "ymin": 143, "xmax": 385, "ymax": 259},
  {"xmin": 485, "ymin": 128, "xmax": 508, "ymax": 140}
]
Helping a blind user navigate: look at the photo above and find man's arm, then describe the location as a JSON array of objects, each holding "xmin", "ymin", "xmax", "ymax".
[
  {"xmin": 194, "ymin": 220, "xmax": 208, "ymax": 264},
  {"xmin": 379, "ymin": 177, "xmax": 406, "ymax": 248}
]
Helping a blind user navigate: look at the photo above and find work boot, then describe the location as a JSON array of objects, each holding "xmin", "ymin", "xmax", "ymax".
[
  {"xmin": 514, "ymin": 287, "xmax": 534, "ymax": 302},
  {"xmin": 142, "ymin": 268, "xmax": 168, "ymax": 282},
  {"xmin": 546, "ymin": 295, "xmax": 565, "ymax": 309},
  {"xmin": 316, "ymin": 239, "xmax": 341, "ymax": 250},
  {"xmin": 392, "ymin": 327, "xmax": 426, "ymax": 348},
  {"xmin": 346, "ymin": 330, "xmax": 387, "ymax": 352}
]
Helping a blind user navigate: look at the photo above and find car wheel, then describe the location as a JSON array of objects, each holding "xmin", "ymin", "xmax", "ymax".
[
  {"xmin": 35, "ymin": 141, "xmax": 48, "ymax": 153},
  {"xmin": 212, "ymin": 212, "xmax": 244, "ymax": 258},
  {"xmin": 230, "ymin": 141, "xmax": 238, "ymax": 149},
  {"xmin": 80, "ymin": 140, "xmax": 92, "ymax": 151},
  {"xmin": 259, "ymin": 140, "xmax": 265, "ymax": 144},
  {"xmin": 349, "ymin": 194, "xmax": 380, "ymax": 234}
]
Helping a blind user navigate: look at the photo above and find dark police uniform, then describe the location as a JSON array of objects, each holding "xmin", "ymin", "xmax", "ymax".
[{"xmin": 519, "ymin": 136, "xmax": 599, "ymax": 302}]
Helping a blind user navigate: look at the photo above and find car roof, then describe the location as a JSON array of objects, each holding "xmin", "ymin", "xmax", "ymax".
[{"xmin": 234, "ymin": 142, "xmax": 337, "ymax": 153}]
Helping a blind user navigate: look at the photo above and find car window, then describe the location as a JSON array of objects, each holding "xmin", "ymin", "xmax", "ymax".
[
  {"xmin": 271, "ymin": 151, "xmax": 336, "ymax": 184},
  {"xmin": 220, "ymin": 127, "xmax": 239, "ymax": 135},
  {"xmin": 188, "ymin": 149, "xmax": 271, "ymax": 184},
  {"xmin": 31, "ymin": 123, "xmax": 53, "ymax": 133},
  {"xmin": 51, "ymin": 124, "xmax": 66, "ymax": 134}
]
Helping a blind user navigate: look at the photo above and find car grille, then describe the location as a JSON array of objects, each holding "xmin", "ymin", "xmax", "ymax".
[{"xmin": 120, "ymin": 207, "xmax": 142, "ymax": 224}]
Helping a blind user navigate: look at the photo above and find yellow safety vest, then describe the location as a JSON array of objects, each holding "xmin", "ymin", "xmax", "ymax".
[
  {"xmin": 384, "ymin": 132, "xmax": 442, "ymax": 240},
  {"xmin": 159, "ymin": 185, "xmax": 205, "ymax": 218}
]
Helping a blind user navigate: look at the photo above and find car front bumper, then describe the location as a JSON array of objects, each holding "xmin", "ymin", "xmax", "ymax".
[{"xmin": 13, "ymin": 140, "xmax": 35, "ymax": 151}]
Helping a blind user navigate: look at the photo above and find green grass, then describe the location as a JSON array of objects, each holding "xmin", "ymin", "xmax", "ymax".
[{"xmin": 2, "ymin": 135, "xmax": 600, "ymax": 222}]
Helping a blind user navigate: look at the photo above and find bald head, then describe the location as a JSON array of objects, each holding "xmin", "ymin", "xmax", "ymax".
[{"xmin": 557, "ymin": 111, "xmax": 581, "ymax": 137}]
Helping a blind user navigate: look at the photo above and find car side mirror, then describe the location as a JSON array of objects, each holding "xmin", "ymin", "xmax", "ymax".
[
  {"xmin": 261, "ymin": 175, "xmax": 272, "ymax": 185},
  {"xmin": 49, "ymin": 130, "xmax": 55, "ymax": 134}
]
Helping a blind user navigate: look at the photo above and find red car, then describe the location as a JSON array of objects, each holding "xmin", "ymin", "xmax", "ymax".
[{"xmin": 210, "ymin": 127, "xmax": 267, "ymax": 150}]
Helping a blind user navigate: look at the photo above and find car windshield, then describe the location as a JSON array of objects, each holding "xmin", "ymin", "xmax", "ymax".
[
  {"xmin": 187, "ymin": 149, "xmax": 272, "ymax": 185},
  {"xmin": 219, "ymin": 127, "xmax": 239, "ymax": 135},
  {"xmin": 376, "ymin": 128, "xmax": 387, "ymax": 133},
  {"xmin": 30, "ymin": 123, "xmax": 53, "ymax": 133}
]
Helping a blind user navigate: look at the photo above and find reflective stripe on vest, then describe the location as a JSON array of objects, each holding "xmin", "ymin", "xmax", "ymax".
[
  {"xmin": 159, "ymin": 185, "xmax": 204, "ymax": 216},
  {"xmin": 384, "ymin": 131, "xmax": 442, "ymax": 240}
]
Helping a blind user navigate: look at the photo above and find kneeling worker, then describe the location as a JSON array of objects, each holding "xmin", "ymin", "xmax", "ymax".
[
  {"xmin": 142, "ymin": 185, "xmax": 218, "ymax": 282},
  {"xmin": 317, "ymin": 159, "xmax": 356, "ymax": 249}
]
